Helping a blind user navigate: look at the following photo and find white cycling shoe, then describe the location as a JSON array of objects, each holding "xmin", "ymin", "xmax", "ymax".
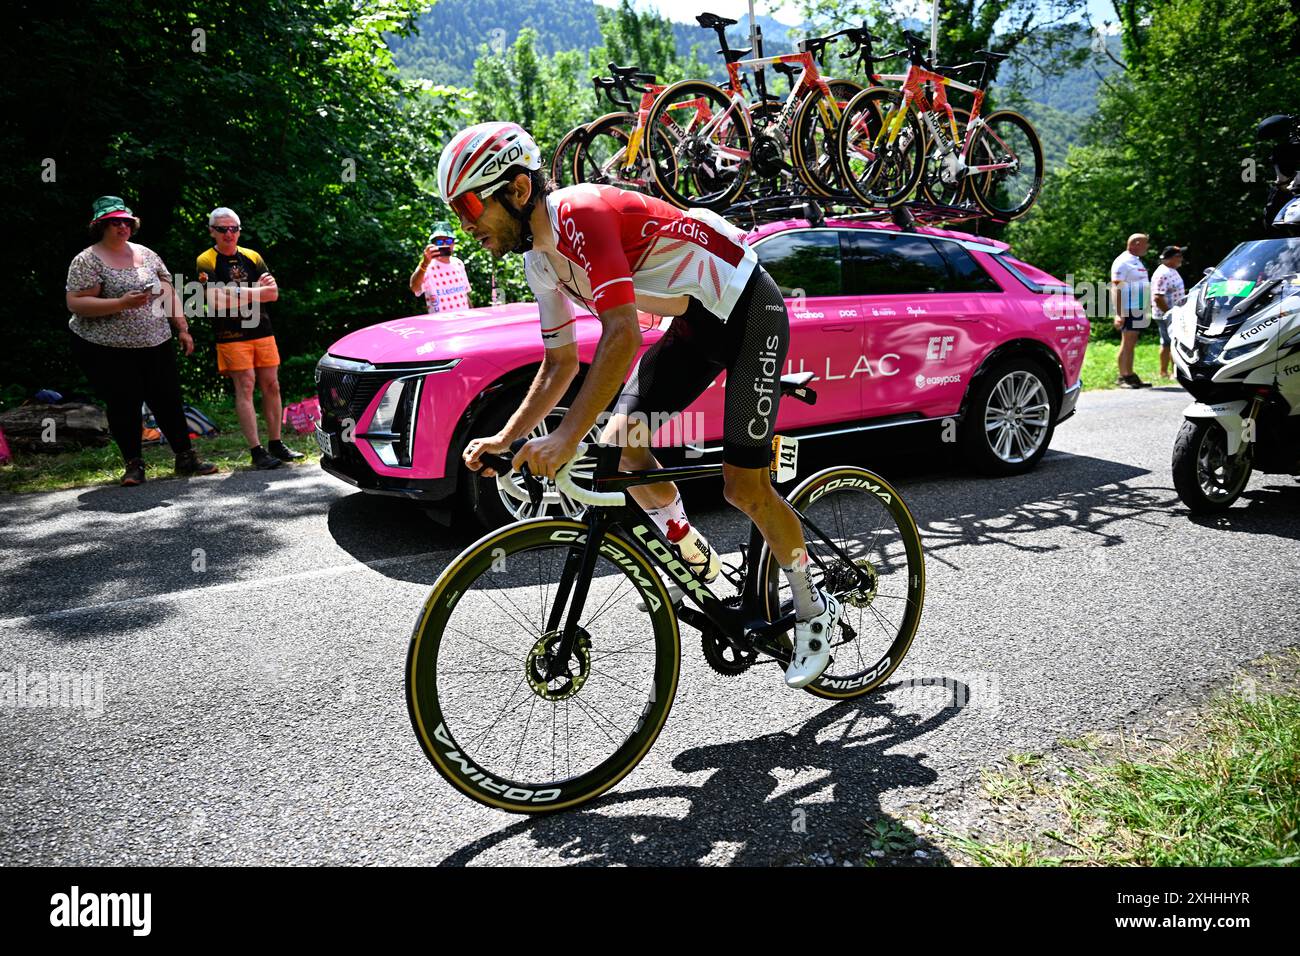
[{"xmin": 785, "ymin": 590, "xmax": 842, "ymax": 689}]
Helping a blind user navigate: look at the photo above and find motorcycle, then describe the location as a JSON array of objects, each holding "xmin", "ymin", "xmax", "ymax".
[{"xmin": 1168, "ymin": 237, "xmax": 1300, "ymax": 512}]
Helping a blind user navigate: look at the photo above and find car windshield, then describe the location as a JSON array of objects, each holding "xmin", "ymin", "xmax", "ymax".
[{"xmin": 1196, "ymin": 238, "xmax": 1300, "ymax": 327}]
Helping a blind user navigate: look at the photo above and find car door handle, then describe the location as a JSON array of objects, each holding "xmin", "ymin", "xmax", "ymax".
[
  {"xmin": 952, "ymin": 314, "xmax": 981, "ymax": 323},
  {"xmin": 820, "ymin": 325, "xmax": 855, "ymax": 332}
]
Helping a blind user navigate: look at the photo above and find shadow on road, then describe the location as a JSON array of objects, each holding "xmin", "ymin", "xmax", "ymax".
[{"xmin": 437, "ymin": 678, "xmax": 976, "ymax": 867}]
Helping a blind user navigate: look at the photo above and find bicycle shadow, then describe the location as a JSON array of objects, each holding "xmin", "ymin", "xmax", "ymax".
[{"xmin": 437, "ymin": 677, "xmax": 973, "ymax": 867}]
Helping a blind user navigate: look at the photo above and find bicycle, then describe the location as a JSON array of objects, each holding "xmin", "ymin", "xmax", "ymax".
[
  {"xmin": 836, "ymin": 29, "xmax": 1043, "ymax": 216},
  {"xmin": 642, "ymin": 13, "xmax": 868, "ymax": 210},
  {"xmin": 406, "ymin": 373, "xmax": 926, "ymax": 813},
  {"xmin": 569, "ymin": 65, "xmax": 681, "ymax": 194}
]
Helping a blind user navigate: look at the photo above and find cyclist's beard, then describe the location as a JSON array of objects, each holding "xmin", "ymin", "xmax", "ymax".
[{"xmin": 498, "ymin": 190, "xmax": 537, "ymax": 254}]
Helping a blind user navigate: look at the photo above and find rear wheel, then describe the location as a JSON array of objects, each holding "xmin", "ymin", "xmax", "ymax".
[
  {"xmin": 645, "ymin": 79, "xmax": 751, "ymax": 210},
  {"xmin": 757, "ymin": 466, "xmax": 925, "ymax": 700},
  {"xmin": 960, "ymin": 356, "xmax": 1057, "ymax": 475},
  {"xmin": 966, "ymin": 110, "xmax": 1043, "ymax": 220},
  {"xmin": 836, "ymin": 86, "xmax": 924, "ymax": 207},
  {"xmin": 407, "ymin": 520, "xmax": 681, "ymax": 813}
]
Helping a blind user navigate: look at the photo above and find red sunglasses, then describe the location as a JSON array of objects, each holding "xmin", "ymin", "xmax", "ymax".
[{"xmin": 450, "ymin": 181, "xmax": 507, "ymax": 225}]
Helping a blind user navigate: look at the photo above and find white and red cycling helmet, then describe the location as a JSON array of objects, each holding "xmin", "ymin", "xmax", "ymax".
[{"xmin": 438, "ymin": 122, "xmax": 543, "ymax": 224}]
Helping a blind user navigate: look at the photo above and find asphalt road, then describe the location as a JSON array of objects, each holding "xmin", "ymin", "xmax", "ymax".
[{"xmin": 2, "ymin": 385, "xmax": 1298, "ymax": 866}]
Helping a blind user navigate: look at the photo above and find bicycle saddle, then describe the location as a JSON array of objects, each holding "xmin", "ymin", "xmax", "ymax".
[
  {"xmin": 697, "ymin": 12, "xmax": 737, "ymax": 29},
  {"xmin": 976, "ymin": 50, "xmax": 1009, "ymax": 62}
]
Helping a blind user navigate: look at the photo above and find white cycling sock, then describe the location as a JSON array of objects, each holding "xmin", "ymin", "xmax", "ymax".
[
  {"xmin": 782, "ymin": 550, "xmax": 825, "ymax": 621},
  {"xmin": 645, "ymin": 492, "xmax": 687, "ymax": 537}
]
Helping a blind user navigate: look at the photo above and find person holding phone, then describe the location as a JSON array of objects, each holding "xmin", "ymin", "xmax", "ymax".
[
  {"xmin": 409, "ymin": 221, "xmax": 471, "ymax": 313},
  {"xmin": 65, "ymin": 196, "xmax": 217, "ymax": 486}
]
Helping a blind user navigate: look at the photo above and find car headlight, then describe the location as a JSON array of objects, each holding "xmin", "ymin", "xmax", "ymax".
[{"xmin": 366, "ymin": 376, "xmax": 423, "ymax": 467}]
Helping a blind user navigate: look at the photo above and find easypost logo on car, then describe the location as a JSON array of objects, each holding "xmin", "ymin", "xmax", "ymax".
[{"xmin": 915, "ymin": 372, "xmax": 962, "ymax": 389}]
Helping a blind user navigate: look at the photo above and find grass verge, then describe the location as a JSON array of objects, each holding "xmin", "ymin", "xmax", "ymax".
[
  {"xmin": 921, "ymin": 648, "xmax": 1300, "ymax": 866},
  {"xmin": 0, "ymin": 396, "xmax": 319, "ymax": 494}
]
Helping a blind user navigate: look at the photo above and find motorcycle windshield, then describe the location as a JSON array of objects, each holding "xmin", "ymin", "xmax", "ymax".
[{"xmin": 1196, "ymin": 238, "xmax": 1300, "ymax": 332}]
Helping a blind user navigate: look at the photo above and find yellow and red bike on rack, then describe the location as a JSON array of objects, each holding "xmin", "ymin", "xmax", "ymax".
[
  {"xmin": 641, "ymin": 12, "xmax": 871, "ymax": 210},
  {"xmin": 836, "ymin": 29, "xmax": 1043, "ymax": 217}
]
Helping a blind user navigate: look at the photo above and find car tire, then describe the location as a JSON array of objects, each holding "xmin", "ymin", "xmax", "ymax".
[
  {"xmin": 960, "ymin": 356, "xmax": 1058, "ymax": 476},
  {"xmin": 459, "ymin": 390, "xmax": 603, "ymax": 530}
]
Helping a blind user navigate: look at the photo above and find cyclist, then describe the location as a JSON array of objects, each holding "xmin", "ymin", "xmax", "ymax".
[{"xmin": 447, "ymin": 121, "xmax": 842, "ymax": 688}]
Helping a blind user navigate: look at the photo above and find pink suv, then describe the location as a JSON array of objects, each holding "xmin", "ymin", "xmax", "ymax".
[{"xmin": 314, "ymin": 218, "xmax": 1088, "ymax": 526}]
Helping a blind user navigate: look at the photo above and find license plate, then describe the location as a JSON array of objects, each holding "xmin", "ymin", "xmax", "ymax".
[{"xmin": 314, "ymin": 426, "xmax": 340, "ymax": 459}]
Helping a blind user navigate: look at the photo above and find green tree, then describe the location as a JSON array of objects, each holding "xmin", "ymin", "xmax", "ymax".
[
  {"xmin": 2, "ymin": 0, "xmax": 461, "ymax": 402},
  {"xmin": 1009, "ymin": 0, "xmax": 1300, "ymax": 287}
]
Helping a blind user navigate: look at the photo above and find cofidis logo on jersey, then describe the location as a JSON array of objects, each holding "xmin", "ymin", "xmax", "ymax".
[{"xmin": 640, "ymin": 218, "xmax": 712, "ymax": 247}]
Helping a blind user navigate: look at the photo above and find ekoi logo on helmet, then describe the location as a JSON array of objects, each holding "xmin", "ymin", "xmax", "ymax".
[{"xmin": 479, "ymin": 143, "xmax": 528, "ymax": 181}]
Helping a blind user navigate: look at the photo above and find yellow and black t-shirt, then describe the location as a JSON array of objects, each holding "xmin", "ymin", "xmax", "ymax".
[{"xmin": 196, "ymin": 246, "xmax": 274, "ymax": 342}]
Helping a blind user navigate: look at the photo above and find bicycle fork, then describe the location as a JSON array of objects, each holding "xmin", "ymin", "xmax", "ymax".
[{"xmin": 541, "ymin": 508, "xmax": 612, "ymax": 680}]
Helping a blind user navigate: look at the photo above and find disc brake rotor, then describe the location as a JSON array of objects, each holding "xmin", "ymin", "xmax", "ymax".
[
  {"xmin": 525, "ymin": 628, "xmax": 592, "ymax": 701},
  {"xmin": 823, "ymin": 557, "xmax": 878, "ymax": 609}
]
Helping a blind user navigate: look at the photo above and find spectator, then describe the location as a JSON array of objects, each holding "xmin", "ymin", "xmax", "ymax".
[
  {"xmin": 196, "ymin": 207, "xmax": 302, "ymax": 470},
  {"xmin": 1110, "ymin": 232, "xmax": 1152, "ymax": 388},
  {"xmin": 409, "ymin": 221, "xmax": 471, "ymax": 313},
  {"xmin": 65, "ymin": 196, "xmax": 217, "ymax": 487},
  {"xmin": 1151, "ymin": 245, "xmax": 1187, "ymax": 381}
]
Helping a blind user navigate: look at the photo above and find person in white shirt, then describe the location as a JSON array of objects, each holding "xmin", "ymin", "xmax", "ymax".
[
  {"xmin": 409, "ymin": 221, "xmax": 472, "ymax": 313},
  {"xmin": 1110, "ymin": 233, "xmax": 1151, "ymax": 388},
  {"xmin": 1151, "ymin": 245, "xmax": 1187, "ymax": 381}
]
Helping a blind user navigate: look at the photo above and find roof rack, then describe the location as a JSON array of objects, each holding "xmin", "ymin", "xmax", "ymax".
[{"xmin": 723, "ymin": 191, "xmax": 1006, "ymax": 232}]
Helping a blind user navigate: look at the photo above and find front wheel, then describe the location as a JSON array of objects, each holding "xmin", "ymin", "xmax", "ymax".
[
  {"xmin": 757, "ymin": 465, "xmax": 926, "ymax": 700},
  {"xmin": 1171, "ymin": 419, "xmax": 1253, "ymax": 513},
  {"xmin": 966, "ymin": 110, "xmax": 1044, "ymax": 220},
  {"xmin": 791, "ymin": 79, "xmax": 862, "ymax": 197},
  {"xmin": 407, "ymin": 520, "xmax": 681, "ymax": 813},
  {"xmin": 464, "ymin": 399, "xmax": 603, "ymax": 530}
]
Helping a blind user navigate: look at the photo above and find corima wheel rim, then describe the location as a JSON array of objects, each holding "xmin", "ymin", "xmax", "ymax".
[{"xmin": 984, "ymin": 370, "xmax": 1051, "ymax": 464}]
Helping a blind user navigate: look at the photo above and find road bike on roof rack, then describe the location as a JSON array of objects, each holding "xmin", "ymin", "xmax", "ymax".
[
  {"xmin": 836, "ymin": 29, "xmax": 1043, "ymax": 217},
  {"xmin": 406, "ymin": 375, "xmax": 926, "ymax": 813},
  {"xmin": 642, "ymin": 12, "xmax": 876, "ymax": 210}
]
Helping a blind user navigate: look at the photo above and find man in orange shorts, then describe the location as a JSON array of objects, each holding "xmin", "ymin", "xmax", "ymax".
[{"xmin": 197, "ymin": 207, "xmax": 302, "ymax": 469}]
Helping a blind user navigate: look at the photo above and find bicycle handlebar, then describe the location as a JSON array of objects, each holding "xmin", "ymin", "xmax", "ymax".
[{"xmin": 485, "ymin": 442, "xmax": 627, "ymax": 510}]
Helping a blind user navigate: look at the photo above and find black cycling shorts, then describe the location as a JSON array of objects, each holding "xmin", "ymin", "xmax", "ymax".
[{"xmin": 612, "ymin": 266, "xmax": 789, "ymax": 469}]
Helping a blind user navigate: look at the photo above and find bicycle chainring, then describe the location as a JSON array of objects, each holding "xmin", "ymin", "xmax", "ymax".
[
  {"xmin": 750, "ymin": 132, "xmax": 787, "ymax": 179},
  {"xmin": 701, "ymin": 629, "xmax": 759, "ymax": 675},
  {"xmin": 525, "ymin": 628, "xmax": 592, "ymax": 701}
]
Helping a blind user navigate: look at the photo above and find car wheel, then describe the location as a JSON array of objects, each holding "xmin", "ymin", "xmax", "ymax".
[
  {"xmin": 960, "ymin": 356, "xmax": 1058, "ymax": 476},
  {"xmin": 461, "ymin": 395, "xmax": 603, "ymax": 530}
]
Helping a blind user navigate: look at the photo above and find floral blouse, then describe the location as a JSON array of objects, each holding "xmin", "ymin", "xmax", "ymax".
[{"xmin": 66, "ymin": 243, "xmax": 174, "ymax": 348}]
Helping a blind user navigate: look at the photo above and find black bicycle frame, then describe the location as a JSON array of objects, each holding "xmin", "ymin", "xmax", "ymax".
[{"xmin": 523, "ymin": 442, "xmax": 873, "ymax": 674}]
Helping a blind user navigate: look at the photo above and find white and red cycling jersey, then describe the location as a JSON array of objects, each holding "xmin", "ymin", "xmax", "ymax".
[{"xmin": 524, "ymin": 184, "xmax": 758, "ymax": 349}]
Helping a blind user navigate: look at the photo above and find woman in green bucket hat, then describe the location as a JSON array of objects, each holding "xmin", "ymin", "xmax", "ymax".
[{"xmin": 64, "ymin": 196, "xmax": 218, "ymax": 486}]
